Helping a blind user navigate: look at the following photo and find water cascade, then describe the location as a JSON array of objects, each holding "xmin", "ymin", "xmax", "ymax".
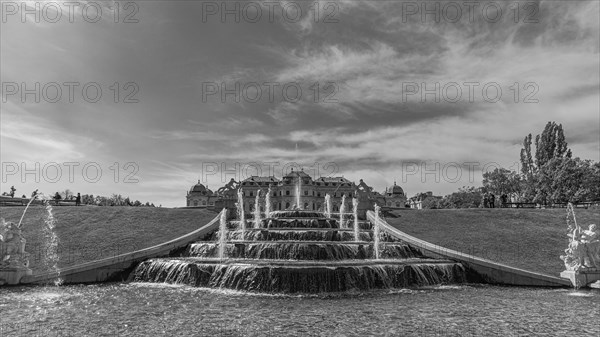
[
  {"xmin": 325, "ymin": 194, "xmax": 332, "ymax": 218},
  {"xmin": 236, "ymin": 189, "xmax": 245, "ymax": 240},
  {"xmin": 133, "ymin": 202, "xmax": 467, "ymax": 293},
  {"xmin": 265, "ymin": 186, "xmax": 272, "ymax": 218},
  {"xmin": 339, "ymin": 195, "xmax": 347, "ymax": 229},
  {"xmin": 352, "ymin": 198, "xmax": 360, "ymax": 242},
  {"xmin": 254, "ymin": 190, "xmax": 262, "ymax": 229},
  {"xmin": 373, "ymin": 204, "xmax": 381, "ymax": 259},
  {"xmin": 218, "ymin": 209, "xmax": 227, "ymax": 260}
]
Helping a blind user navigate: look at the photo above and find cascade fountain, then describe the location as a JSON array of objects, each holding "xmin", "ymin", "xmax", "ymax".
[
  {"xmin": 339, "ymin": 195, "xmax": 347, "ymax": 229},
  {"xmin": 218, "ymin": 209, "xmax": 227, "ymax": 260},
  {"xmin": 133, "ymin": 195, "xmax": 467, "ymax": 293},
  {"xmin": 236, "ymin": 189, "xmax": 245, "ymax": 240},
  {"xmin": 373, "ymin": 204, "xmax": 381, "ymax": 259},
  {"xmin": 254, "ymin": 190, "xmax": 262, "ymax": 229},
  {"xmin": 352, "ymin": 198, "xmax": 360, "ymax": 242},
  {"xmin": 324, "ymin": 194, "xmax": 332, "ymax": 218},
  {"xmin": 265, "ymin": 186, "xmax": 272, "ymax": 219}
]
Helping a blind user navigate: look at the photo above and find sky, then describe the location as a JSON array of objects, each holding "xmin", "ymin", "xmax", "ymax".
[{"xmin": 1, "ymin": 0, "xmax": 599, "ymax": 207}]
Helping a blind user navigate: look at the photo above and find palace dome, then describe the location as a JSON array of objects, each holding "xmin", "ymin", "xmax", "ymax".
[
  {"xmin": 190, "ymin": 181, "xmax": 208, "ymax": 193},
  {"xmin": 388, "ymin": 182, "xmax": 404, "ymax": 195}
]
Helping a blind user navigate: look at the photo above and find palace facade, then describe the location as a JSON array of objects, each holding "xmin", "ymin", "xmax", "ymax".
[{"xmin": 186, "ymin": 169, "xmax": 408, "ymax": 213}]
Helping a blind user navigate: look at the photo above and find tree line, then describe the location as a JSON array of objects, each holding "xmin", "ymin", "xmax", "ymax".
[
  {"xmin": 1, "ymin": 187, "xmax": 157, "ymax": 207},
  {"xmin": 413, "ymin": 121, "xmax": 600, "ymax": 209}
]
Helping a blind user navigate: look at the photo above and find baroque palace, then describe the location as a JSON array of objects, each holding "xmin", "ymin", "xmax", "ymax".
[{"xmin": 186, "ymin": 169, "xmax": 408, "ymax": 213}]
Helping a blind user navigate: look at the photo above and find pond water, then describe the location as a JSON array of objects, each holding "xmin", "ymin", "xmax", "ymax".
[{"xmin": 1, "ymin": 283, "xmax": 598, "ymax": 336}]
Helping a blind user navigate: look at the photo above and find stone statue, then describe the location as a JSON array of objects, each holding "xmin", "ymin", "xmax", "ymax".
[
  {"xmin": 561, "ymin": 223, "xmax": 600, "ymax": 271},
  {"xmin": 0, "ymin": 218, "xmax": 30, "ymax": 269},
  {"xmin": 217, "ymin": 178, "xmax": 240, "ymax": 195}
]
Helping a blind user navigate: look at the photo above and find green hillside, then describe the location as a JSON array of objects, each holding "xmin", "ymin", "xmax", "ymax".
[
  {"xmin": 1, "ymin": 206, "xmax": 218, "ymax": 273},
  {"xmin": 384, "ymin": 208, "xmax": 600, "ymax": 276}
]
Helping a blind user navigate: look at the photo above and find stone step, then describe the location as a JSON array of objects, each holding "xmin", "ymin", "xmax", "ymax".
[
  {"xmin": 132, "ymin": 258, "xmax": 468, "ymax": 293},
  {"xmin": 146, "ymin": 257, "xmax": 454, "ymax": 266},
  {"xmin": 185, "ymin": 242, "xmax": 422, "ymax": 260}
]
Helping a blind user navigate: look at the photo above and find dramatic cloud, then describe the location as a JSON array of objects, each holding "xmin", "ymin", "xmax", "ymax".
[{"xmin": 2, "ymin": 0, "xmax": 598, "ymax": 206}]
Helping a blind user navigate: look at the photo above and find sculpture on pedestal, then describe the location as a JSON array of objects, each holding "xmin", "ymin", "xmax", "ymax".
[
  {"xmin": 559, "ymin": 203, "xmax": 600, "ymax": 288},
  {"xmin": 561, "ymin": 223, "xmax": 600, "ymax": 271}
]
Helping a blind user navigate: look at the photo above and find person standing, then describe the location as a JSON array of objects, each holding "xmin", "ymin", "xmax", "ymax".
[
  {"xmin": 490, "ymin": 193, "xmax": 496, "ymax": 208},
  {"xmin": 75, "ymin": 193, "xmax": 81, "ymax": 206}
]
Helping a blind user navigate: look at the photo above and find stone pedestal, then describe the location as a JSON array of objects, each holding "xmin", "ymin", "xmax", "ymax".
[
  {"xmin": 560, "ymin": 270, "xmax": 600, "ymax": 288},
  {"xmin": 0, "ymin": 267, "xmax": 33, "ymax": 285}
]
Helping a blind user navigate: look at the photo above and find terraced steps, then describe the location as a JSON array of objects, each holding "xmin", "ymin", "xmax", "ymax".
[{"xmin": 131, "ymin": 209, "xmax": 468, "ymax": 293}]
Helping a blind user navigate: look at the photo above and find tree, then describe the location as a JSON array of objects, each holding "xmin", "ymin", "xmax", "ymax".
[
  {"xmin": 444, "ymin": 186, "xmax": 483, "ymax": 208},
  {"xmin": 534, "ymin": 121, "xmax": 571, "ymax": 168},
  {"xmin": 536, "ymin": 157, "xmax": 600, "ymax": 204},
  {"xmin": 519, "ymin": 121, "xmax": 573, "ymax": 202},
  {"xmin": 482, "ymin": 168, "xmax": 522, "ymax": 199},
  {"xmin": 421, "ymin": 197, "xmax": 442, "ymax": 209},
  {"xmin": 62, "ymin": 189, "xmax": 73, "ymax": 200}
]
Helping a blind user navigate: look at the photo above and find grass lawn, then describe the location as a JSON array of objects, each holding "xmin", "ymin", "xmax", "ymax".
[
  {"xmin": 1, "ymin": 206, "xmax": 219, "ymax": 273},
  {"xmin": 384, "ymin": 208, "xmax": 600, "ymax": 277},
  {"xmin": 3, "ymin": 205, "xmax": 598, "ymax": 278}
]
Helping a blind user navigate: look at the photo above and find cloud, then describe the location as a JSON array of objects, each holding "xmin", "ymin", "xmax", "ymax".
[{"xmin": 2, "ymin": 0, "xmax": 598, "ymax": 207}]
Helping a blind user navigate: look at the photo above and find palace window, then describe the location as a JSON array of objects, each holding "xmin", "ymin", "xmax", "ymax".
[
  {"xmin": 249, "ymin": 191, "xmax": 253, "ymax": 197},
  {"xmin": 304, "ymin": 191, "xmax": 308, "ymax": 196},
  {"xmin": 193, "ymin": 200, "xmax": 198, "ymax": 206},
  {"xmin": 286, "ymin": 190, "xmax": 290, "ymax": 196},
  {"xmin": 285, "ymin": 202, "xmax": 290, "ymax": 209},
  {"xmin": 202, "ymin": 200, "xmax": 207, "ymax": 205}
]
